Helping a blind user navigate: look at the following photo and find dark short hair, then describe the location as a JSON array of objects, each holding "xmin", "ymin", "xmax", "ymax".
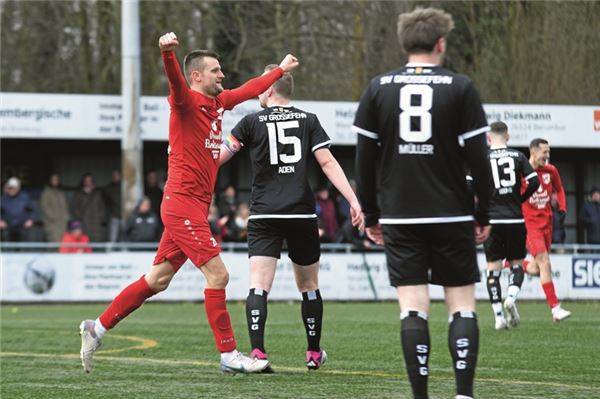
[
  {"xmin": 397, "ymin": 7, "xmax": 454, "ymax": 54},
  {"xmin": 264, "ymin": 64, "xmax": 293, "ymax": 98},
  {"xmin": 529, "ymin": 138, "xmax": 549, "ymax": 149},
  {"xmin": 183, "ymin": 50, "xmax": 220, "ymax": 82},
  {"xmin": 490, "ymin": 121, "xmax": 508, "ymax": 135}
]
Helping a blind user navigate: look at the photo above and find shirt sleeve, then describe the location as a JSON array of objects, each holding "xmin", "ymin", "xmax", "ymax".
[
  {"xmin": 458, "ymin": 81, "xmax": 489, "ymax": 142},
  {"xmin": 161, "ymin": 51, "xmax": 193, "ymax": 111},
  {"xmin": 520, "ymin": 153, "xmax": 539, "ymax": 202},
  {"xmin": 354, "ymin": 83, "xmax": 380, "ymax": 227},
  {"xmin": 460, "ymin": 81, "xmax": 492, "ymax": 225},
  {"xmin": 552, "ymin": 165, "xmax": 567, "ymax": 212},
  {"xmin": 218, "ymin": 67, "xmax": 284, "ymax": 111},
  {"xmin": 351, "ymin": 82, "xmax": 379, "ymax": 141},
  {"xmin": 310, "ymin": 116, "xmax": 332, "ymax": 152},
  {"xmin": 230, "ymin": 116, "xmax": 250, "ymax": 146}
]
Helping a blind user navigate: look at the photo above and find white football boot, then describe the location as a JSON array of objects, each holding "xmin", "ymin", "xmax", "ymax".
[
  {"xmin": 220, "ymin": 350, "xmax": 270, "ymax": 374},
  {"xmin": 503, "ymin": 297, "xmax": 521, "ymax": 328},
  {"xmin": 79, "ymin": 320, "xmax": 102, "ymax": 373},
  {"xmin": 552, "ymin": 304, "xmax": 571, "ymax": 322}
]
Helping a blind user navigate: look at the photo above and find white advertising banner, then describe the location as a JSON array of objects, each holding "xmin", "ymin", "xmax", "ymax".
[
  {"xmin": 1, "ymin": 252, "xmax": 598, "ymax": 302},
  {"xmin": 1, "ymin": 92, "xmax": 599, "ymax": 147}
]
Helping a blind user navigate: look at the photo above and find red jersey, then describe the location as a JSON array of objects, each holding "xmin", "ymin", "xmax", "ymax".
[
  {"xmin": 522, "ymin": 163, "xmax": 566, "ymax": 228},
  {"xmin": 161, "ymin": 51, "xmax": 283, "ymax": 203}
]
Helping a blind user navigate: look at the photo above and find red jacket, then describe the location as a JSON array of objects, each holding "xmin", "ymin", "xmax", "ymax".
[{"xmin": 60, "ymin": 232, "xmax": 92, "ymax": 253}]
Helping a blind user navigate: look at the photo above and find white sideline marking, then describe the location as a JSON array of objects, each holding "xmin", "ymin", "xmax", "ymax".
[{"xmin": 0, "ymin": 350, "xmax": 598, "ymax": 392}]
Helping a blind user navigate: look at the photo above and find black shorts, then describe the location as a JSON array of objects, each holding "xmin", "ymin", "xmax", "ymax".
[
  {"xmin": 382, "ymin": 222, "xmax": 480, "ymax": 287},
  {"xmin": 247, "ymin": 218, "xmax": 320, "ymax": 266},
  {"xmin": 484, "ymin": 223, "xmax": 527, "ymax": 262}
]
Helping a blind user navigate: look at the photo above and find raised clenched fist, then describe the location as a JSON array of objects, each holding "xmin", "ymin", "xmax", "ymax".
[
  {"xmin": 278, "ymin": 54, "xmax": 299, "ymax": 72},
  {"xmin": 159, "ymin": 32, "xmax": 179, "ymax": 52}
]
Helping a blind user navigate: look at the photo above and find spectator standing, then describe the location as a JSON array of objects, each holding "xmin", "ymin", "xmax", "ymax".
[
  {"xmin": 72, "ymin": 173, "xmax": 106, "ymax": 242},
  {"xmin": 144, "ymin": 170, "xmax": 164, "ymax": 217},
  {"xmin": 315, "ymin": 187, "xmax": 338, "ymax": 242},
  {"xmin": 60, "ymin": 219, "xmax": 92, "ymax": 253},
  {"xmin": 40, "ymin": 173, "xmax": 70, "ymax": 243},
  {"xmin": 225, "ymin": 201, "xmax": 250, "ymax": 242},
  {"xmin": 103, "ymin": 170, "xmax": 122, "ymax": 242},
  {"xmin": 0, "ymin": 177, "xmax": 37, "ymax": 242},
  {"xmin": 580, "ymin": 187, "xmax": 600, "ymax": 244},
  {"xmin": 124, "ymin": 197, "xmax": 161, "ymax": 243},
  {"xmin": 218, "ymin": 185, "xmax": 238, "ymax": 220}
]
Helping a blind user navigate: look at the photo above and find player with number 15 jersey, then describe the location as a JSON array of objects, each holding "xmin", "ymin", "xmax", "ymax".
[
  {"xmin": 228, "ymin": 106, "xmax": 331, "ymax": 217},
  {"xmin": 221, "ymin": 65, "xmax": 363, "ymax": 371}
]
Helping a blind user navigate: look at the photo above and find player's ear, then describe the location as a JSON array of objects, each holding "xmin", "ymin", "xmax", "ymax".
[
  {"xmin": 191, "ymin": 69, "xmax": 202, "ymax": 83},
  {"xmin": 435, "ymin": 37, "xmax": 446, "ymax": 54}
]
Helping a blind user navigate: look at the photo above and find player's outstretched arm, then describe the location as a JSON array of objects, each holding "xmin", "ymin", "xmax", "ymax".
[
  {"xmin": 219, "ymin": 54, "xmax": 299, "ymax": 110},
  {"xmin": 314, "ymin": 148, "xmax": 364, "ymax": 231},
  {"xmin": 158, "ymin": 32, "xmax": 189, "ymax": 107}
]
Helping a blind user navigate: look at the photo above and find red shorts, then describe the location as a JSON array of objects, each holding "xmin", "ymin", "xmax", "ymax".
[
  {"xmin": 526, "ymin": 225, "xmax": 552, "ymax": 257},
  {"xmin": 153, "ymin": 192, "xmax": 220, "ymax": 271}
]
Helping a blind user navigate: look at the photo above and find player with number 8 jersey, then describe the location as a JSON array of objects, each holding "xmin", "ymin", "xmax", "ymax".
[
  {"xmin": 353, "ymin": 65, "xmax": 490, "ymax": 226},
  {"xmin": 354, "ymin": 8, "xmax": 492, "ymax": 399}
]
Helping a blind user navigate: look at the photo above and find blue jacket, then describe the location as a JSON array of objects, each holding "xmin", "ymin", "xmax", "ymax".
[
  {"xmin": 1, "ymin": 191, "xmax": 37, "ymax": 227},
  {"xmin": 580, "ymin": 201, "xmax": 600, "ymax": 244}
]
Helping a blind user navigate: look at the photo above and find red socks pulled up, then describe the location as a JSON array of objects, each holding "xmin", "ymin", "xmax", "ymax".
[
  {"xmin": 99, "ymin": 275, "xmax": 156, "ymax": 330},
  {"xmin": 204, "ymin": 288, "xmax": 237, "ymax": 353},
  {"xmin": 542, "ymin": 281, "xmax": 559, "ymax": 309}
]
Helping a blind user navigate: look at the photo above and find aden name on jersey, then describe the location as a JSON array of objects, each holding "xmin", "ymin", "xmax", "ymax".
[{"xmin": 278, "ymin": 165, "xmax": 295, "ymax": 174}]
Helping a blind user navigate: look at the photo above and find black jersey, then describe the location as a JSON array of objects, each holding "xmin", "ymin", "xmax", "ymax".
[
  {"xmin": 230, "ymin": 105, "xmax": 331, "ymax": 217},
  {"xmin": 354, "ymin": 64, "xmax": 492, "ymax": 226},
  {"xmin": 487, "ymin": 146, "xmax": 538, "ymax": 223}
]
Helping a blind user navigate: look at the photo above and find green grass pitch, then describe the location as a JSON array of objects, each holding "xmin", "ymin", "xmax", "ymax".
[{"xmin": 1, "ymin": 301, "xmax": 599, "ymax": 398}]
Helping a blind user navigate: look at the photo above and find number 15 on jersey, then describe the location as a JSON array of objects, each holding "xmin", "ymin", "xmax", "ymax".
[{"xmin": 267, "ymin": 121, "xmax": 301, "ymax": 165}]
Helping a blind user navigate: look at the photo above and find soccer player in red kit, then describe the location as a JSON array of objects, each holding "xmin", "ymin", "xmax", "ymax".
[
  {"xmin": 79, "ymin": 32, "xmax": 299, "ymax": 373},
  {"xmin": 522, "ymin": 138, "xmax": 571, "ymax": 321}
]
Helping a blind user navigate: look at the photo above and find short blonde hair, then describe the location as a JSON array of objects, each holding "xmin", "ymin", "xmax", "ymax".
[
  {"xmin": 264, "ymin": 64, "xmax": 293, "ymax": 98},
  {"xmin": 397, "ymin": 7, "xmax": 454, "ymax": 54}
]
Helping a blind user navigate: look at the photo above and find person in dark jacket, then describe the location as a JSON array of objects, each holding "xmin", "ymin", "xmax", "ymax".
[
  {"xmin": 71, "ymin": 173, "xmax": 107, "ymax": 242},
  {"xmin": 103, "ymin": 170, "xmax": 122, "ymax": 243},
  {"xmin": 580, "ymin": 187, "xmax": 600, "ymax": 244},
  {"xmin": 124, "ymin": 197, "xmax": 160, "ymax": 243},
  {"xmin": 0, "ymin": 177, "xmax": 37, "ymax": 242}
]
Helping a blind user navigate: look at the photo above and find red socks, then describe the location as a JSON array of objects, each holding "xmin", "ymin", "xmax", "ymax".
[
  {"xmin": 99, "ymin": 276, "xmax": 156, "ymax": 329},
  {"xmin": 542, "ymin": 281, "xmax": 559, "ymax": 309},
  {"xmin": 204, "ymin": 288, "xmax": 237, "ymax": 353}
]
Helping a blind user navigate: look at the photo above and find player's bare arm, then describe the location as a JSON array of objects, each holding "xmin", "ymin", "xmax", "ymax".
[
  {"xmin": 219, "ymin": 134, "xmax": 243, "ymax": 166},
  {"xmin": 158, "ymin": 32, "xmax": 179, "ymax": 52},
  {"xmin": 278, "ymin": 54, "xmax": 299, "ymax": 72},
  {"xmin": 314, "ymin": 148, "xmax": 365, "ymax": 231}
]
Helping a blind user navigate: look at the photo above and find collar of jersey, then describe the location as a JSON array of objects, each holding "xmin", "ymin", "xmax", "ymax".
[
  {"xmin": 268, "ymin": 104, "xmax": 292, "ymax": 108},
  {"xmin": 490, "ymin": 145, "xmax": 508, "ymax": 149}
]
